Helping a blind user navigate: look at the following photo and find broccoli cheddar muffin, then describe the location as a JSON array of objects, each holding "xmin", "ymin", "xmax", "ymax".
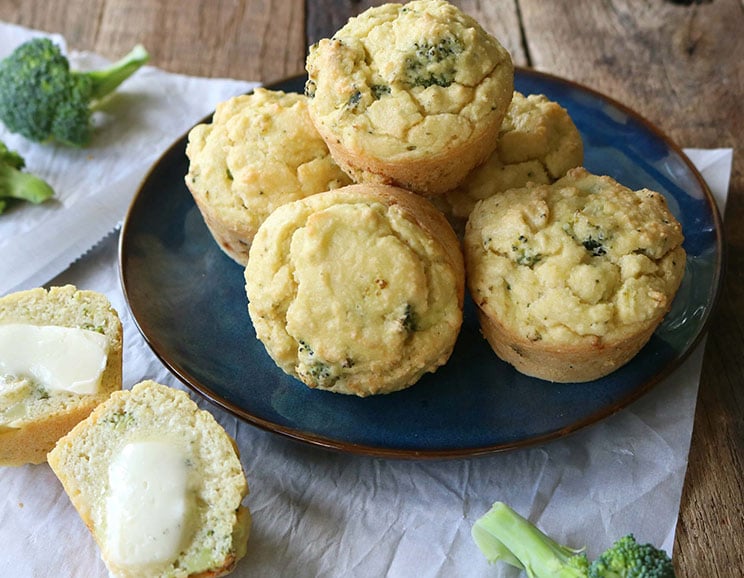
[
  {"xmin": 305, "ymin": 0, "xmax": 514, "ymax": 195},
  {"xmin": 245, "ymin": 183, "xmax": 465, "ymax": 397},
  {"xmin": 185, "ymin": 88, "xmax": 352, "ymax": 265},
  {"xmin": 437, "ymin": 91, "xmax": 583, "ymax": 226},
  {"xmin": 464, "ymin": 168, "xmax": 686, "ymax": 382}
]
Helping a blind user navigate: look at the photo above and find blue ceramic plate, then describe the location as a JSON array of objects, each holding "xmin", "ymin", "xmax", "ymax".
[{"xmin": 119, "ymin": 70, "xmax": 723, "ymax": 458}]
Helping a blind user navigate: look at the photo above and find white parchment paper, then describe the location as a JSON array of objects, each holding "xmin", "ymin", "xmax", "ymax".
[
  {"xmin": 0, "ymin": 21, "xmax": 257, "ymax": 296},
  {"xmin": 0, "ymin": 20, "xmax": 734, "ymax": 578}
]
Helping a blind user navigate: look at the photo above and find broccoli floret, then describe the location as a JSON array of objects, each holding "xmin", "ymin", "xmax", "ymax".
[
  {"xmin": 0, "ymin": 38, "xmax": 149, "ymax": 146},
  {"xmin": 0, "ymin": 139, "xmax": 54, "ymax": 213},
  {"xmin": 472, "ymin": 502, "xmax": 675, "ymax": 578},
  {"xmin": 589, "ymin": 534, "xmax": 676, "ymax": 578},
  {"xmin": 404, "ymin": 37, "xmax": 463, "ymax": 88}
]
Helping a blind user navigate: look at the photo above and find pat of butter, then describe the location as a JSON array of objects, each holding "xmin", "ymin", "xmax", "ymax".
[
  {"xmin": 106, "ymin": 441, "xmax": 193, "ymax": 568},
  {"xmin": 0, "ymin": 324, "xmax": 107, "ymax": 395}
]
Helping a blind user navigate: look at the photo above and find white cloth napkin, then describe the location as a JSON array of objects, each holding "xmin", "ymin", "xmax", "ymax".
[{"xmin": 0, "ymin": 21, "xmax": 735, "ymax": 578}]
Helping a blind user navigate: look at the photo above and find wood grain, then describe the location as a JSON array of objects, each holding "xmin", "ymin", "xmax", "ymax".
[
  {"xmin": 514, "ymin": 2, "xmax": 744, "ymax": 575},
  {"xmin": 0, "ymin": 1, "xmax": 741, "ymax": 575}
]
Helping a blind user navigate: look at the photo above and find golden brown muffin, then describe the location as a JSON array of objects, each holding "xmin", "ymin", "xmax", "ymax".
[
  {"xmin": 48, "ymin": 381, "xmax": 251, "ymax": 578},
  {"xmin": 305, "ymin": 0, "xmax": 514, "ymax": 195},
  {"xmin": 0, "ymin": 285, "xmax": 122, "ymax": 466},
  {"xmin": 436, "ymin": 91, "xmax": 583, "ymax": 228},
  {"xmin": 464, "ymin": 168, "xmax": 686, "ymax": 382},
  {"xmin": 185, "ymin": 88, "xmax": 352, "ymax": 265},
  {"xmin": 244, "ymin": 183, "xmax": 465, "ymax": 396}
]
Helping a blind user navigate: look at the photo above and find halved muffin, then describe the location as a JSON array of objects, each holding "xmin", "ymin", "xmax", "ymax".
[
  {"xmin": 48, "ymin": 381, "xmax": 250, "ymax": 578},
  {"xmin": 0, "ymin": 285, "xmax": 122, "ymax": 466}
]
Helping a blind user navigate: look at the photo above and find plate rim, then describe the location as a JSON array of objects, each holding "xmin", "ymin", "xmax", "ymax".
[{"xmin": 118, "ymin": 67, "xmax": 726, "ymax": 460}]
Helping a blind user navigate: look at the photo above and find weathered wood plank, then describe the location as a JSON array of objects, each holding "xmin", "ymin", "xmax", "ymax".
[
  {"xmin": 0, "ymin": 0, "xmax": 307, "ymax": 82},
  {"xmin": 518, "ymin": 2, "xmax": 744, "ymax": 576},
  {"xmin": 305, "ymin": 1, "xmax": 526, "ymax": 64}
]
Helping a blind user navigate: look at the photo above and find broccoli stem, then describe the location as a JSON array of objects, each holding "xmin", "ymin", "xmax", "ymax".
[
  {"xmin": 84, "ymin": 44, "xmax": 149, "ymax": 101},
  {"xmin": 0, "ymin": 163, "xmax": 54, "ymax": 212},
  {"xmin": 472, "ymin": 501, "xmax": 588, "ymax": 578}
]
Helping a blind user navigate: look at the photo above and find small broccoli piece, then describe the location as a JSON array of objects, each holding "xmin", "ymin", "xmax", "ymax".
[
  {"xmin": 589, "ymin": 534, "xmax": 675, "ymax": 578},
  {"xmin": 0, "ymin": 139, "xmax": 24, "ymax": 169},
  {"xmin": 512, "ymin": 234, "xmax": 542, "ymax": 267},
  {"xmin": 472, "ymin": 502, "xmax": 589, "ymax": 577},
  {"xmin": 0, "ymin": 38, "xmax": 149, "ymax": 146},
  {"xmin": 370, "ymin": 84, "xmax": 391, "ymax": 99},
  {"xmin": 0, "ymin": 139, "xmax": 54, "ymax": 213},
  {"xmin": 472, "ymin": 502, "xmax": 675, "ymax": 578},
  {"xmin": 582, "ymin": 234, "xmax": 607, "ymax": 257},
  {"xmin": 404, "ymin": 37, "xmax": 463, "ymax": 88}
]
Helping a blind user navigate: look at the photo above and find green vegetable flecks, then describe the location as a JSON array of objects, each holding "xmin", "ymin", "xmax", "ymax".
[
  {"xmin": 404, "ymin": 37, "xmax": 463, "ymax": 89},
  {"xmin": 0, "ymin": 139, "xmax": 54, "ymax": 213},
  {"xmin": 472, "ymin": 501, "xmax": 676, "ymax": 578},
  {"xmin": 0, "ymin": 38, "xmax": 149, "ymax": 147}
]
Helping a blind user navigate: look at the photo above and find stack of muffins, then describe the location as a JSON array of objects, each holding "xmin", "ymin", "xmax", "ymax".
[{"xmin": 185, "ymin": 0, "xmax": 685, "ymax": 395}]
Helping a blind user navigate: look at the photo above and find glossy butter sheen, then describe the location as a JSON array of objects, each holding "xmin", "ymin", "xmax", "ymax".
[
  {"xmin": 0, "ymin": 324, "xmax": 107, "ymax": 394},
  {"xmin": 106, "ymin": 441, "xmax": 193, "ymax": 568}
]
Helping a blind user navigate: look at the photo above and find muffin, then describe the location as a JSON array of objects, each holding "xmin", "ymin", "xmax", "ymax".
[
  {"xmin": 244, "ymin": 183, "xmax": 465, "ymax": 396},
  {"xmin": 436, "ymin": 91, "xmax": 583, "ymax": 227},
  {"xmin": 305, "ymin": 0, "xmax": 514, "ymax": 195},
  {"xmin": 0, "ymin": 285, "xmax": 122, "ymax": 466},
  {"xmin": 48, "ymin": 381, "xmax": 251, "ymax": 578},
  {"xmin": 185, "ymin": 88, "xmax": 352, "ymax": 265},
  {"xmin": 464, "ymin": 168, "xmax": 686, "ymax": 382}
]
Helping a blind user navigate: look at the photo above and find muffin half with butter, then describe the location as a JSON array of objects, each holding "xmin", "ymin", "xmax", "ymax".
[
  {"xmin": 185, "ymin": 88, "xmax": 352, "ymax": 266},
  {"xmin": 0, "ymin": 285, "xmax": 122, "ymax": 466},
  {"xmin": 48, "ymin": 380, "xmax": 250, "ymax": 578},
  {"xmin": 305, "ymin": 0, "xmax": 514, "ymax": 195},
  {"xmin": 464, "ymin": 168, "xmax": 686, "ymax": 382},
  {"xmin": 245, "ymin": 183, "xmax": 465, "ymax": 396}
]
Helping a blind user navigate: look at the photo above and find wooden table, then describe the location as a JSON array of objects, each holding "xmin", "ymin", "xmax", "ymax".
[{"xmin": 1, "ymin": 1, "xmax": 741, "ymax": 575}]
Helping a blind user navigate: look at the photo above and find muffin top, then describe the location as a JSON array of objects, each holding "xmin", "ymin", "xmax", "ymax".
[
  {"xmin": 441, "ymin": 92, "xmax": 584, "ymax": 220},
  {"xmin": 245, "ymin": 184, "xmax": 464, "ymax": 396},
  {"xmin": 464, "ymin": 168, "xmax": 686, "ymax": 346},
  {"xmin": 305, "ymin": 0, "xmax": 514, "ymax": 161},
  {"xmin": 185, "ymin": 88, "xmax": 351, "ymax": 245}
]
